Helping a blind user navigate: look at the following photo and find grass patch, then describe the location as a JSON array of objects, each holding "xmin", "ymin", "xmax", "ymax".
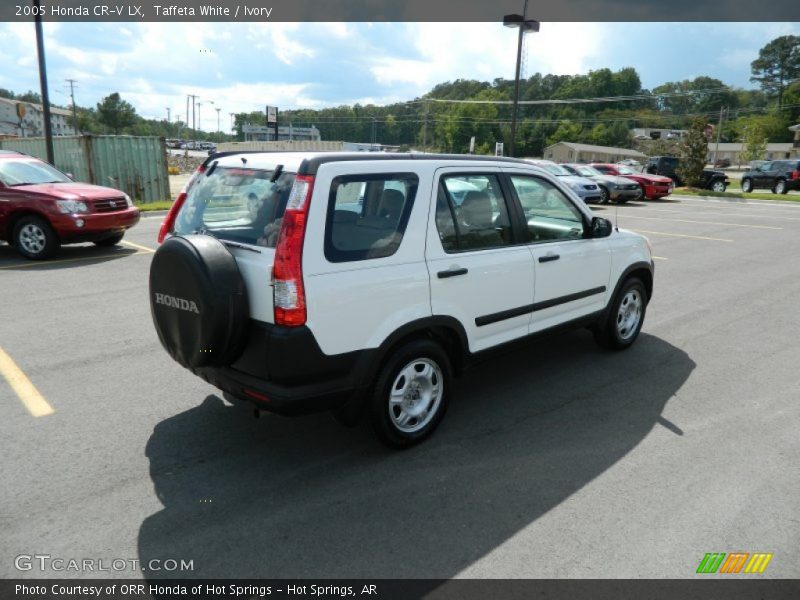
[
  {"xmin": 134, "ymin": 200, "xmax": 174, "ymax": 211},
  {"xmin": 675, "ymin": 186, "xmax": 800, "ymax": 202}
]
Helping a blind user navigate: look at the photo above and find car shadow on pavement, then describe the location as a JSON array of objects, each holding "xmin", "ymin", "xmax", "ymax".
[
  {"xmin": 138, "ymin": 331, "xmax": 694, "ymax": 580},
  {"xmin": 0, "ymin": 243, "xmax": 140, "ymax": 270}
]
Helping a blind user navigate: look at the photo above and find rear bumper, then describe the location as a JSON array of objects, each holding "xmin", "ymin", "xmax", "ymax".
[
  {"xmin": 52, "ymin": 208, "xmax": 141, "ymax": 242},
  {"xmin": 194, "ymin": 321, "xmax": 370, "ymax": 416}
]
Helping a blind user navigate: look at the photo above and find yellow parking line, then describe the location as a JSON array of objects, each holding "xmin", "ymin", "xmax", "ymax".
[
  {"xmin": 0, "ymin": 347, "xmax": 53, "ymax": 417},
  {"xmin": 120, "ymin": 240, "xmax": 156, "ymax": 253},
  {"xmin": 621, "ymin": 215, "xmax": 781, "ymax": 230},
  {"xmin": 630, "ymin": 229, "xmax": 733, "ymax": 242}
]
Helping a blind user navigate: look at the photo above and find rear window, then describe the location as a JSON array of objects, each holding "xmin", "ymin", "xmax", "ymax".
[
  {"xmin": 324, "ymin": 173, "xmax": 418, "ymax": 262},
  {"xmin": 173, "ymin": 166, "xmax": 295, "ymax": 248}
]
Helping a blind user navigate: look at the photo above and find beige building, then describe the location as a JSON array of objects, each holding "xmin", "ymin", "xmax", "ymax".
[
  {"xmin": 0, "ymin": 96, "xmax": 76, "ymax": 138},
  {"xmin": 543, "ymin": 142, "xmax": 647, "ymax": 164},
  {"xmin": 708, "ymin": 142, "xmax": 798, "ymax": 167}
]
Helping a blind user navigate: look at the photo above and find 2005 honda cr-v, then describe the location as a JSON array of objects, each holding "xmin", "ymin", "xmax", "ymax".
[{"xmin": 149, "ymin": 152, "xmax": 654, "ymax": 447}]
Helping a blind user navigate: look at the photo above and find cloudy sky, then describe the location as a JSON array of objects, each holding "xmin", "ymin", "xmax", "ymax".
[{"xmin": 1, "ymin": 21, "xmax": 798, "ymax": 132}]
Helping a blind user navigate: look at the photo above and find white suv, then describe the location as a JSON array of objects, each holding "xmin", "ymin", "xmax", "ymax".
[{"xmin": 149, "ymin": 152, "xmax": 654, "ymax": 447}]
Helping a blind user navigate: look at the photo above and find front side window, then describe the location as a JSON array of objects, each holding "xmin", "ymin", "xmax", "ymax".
[
  {"xmin": 510, "ymin": 175, "xmax": 585, "ymax": 243},
  {"xmin": 325, "ymin": 173, "xmax": 418, "ymax": 262},
  {"xmin": 436, "ymin": 174, "xmax": 513, "ymax": 252},
  {"xmin": 173, "ymin": 167, "xmax": 296, "ymax": 247}
]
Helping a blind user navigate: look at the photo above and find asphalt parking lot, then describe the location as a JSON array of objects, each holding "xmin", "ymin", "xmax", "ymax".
[{"xmin": 1, "ymin": 195, "xmax": 798, "ymax": 580}]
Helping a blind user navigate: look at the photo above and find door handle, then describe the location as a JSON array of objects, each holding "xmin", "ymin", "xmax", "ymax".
[
  {"xmin": 437, "ymin": 267, "xmax": 468, "ymax": 279},
  {"xmin": 538, "ymin": 254, "xmax": 560, "ymax": 263}
]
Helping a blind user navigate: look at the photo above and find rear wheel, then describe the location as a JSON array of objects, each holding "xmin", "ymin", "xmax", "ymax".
[
  {"xmin": 593, "ymin": 277, "xmax": 647, "ymax": 350},
  {"xmin": 774, "ymin": 179, "xmax": 787, "ymax": 195},
  {"xmin": 94, "ymin": 232, "xmax": 125, "ymax": 247},
  {"xmin": 13, "ymin": 215, "xmax": 59, "ymax": 260},
  {"xmin": 741, "ymin": 178, "xmax": 753, "ymax": 193},
  {"xmin": 370, "ymin": 339, "xmax": 452, "ymax": 448}
]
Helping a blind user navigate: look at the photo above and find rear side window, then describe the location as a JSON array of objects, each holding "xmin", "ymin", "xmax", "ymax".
[
  {"xmin": 173, "ymin": 167, "xmax": 296, "ymax": 248},
  {"xmin": 325, "ymin": 173, "xmax": 418, "ymax": 262}
]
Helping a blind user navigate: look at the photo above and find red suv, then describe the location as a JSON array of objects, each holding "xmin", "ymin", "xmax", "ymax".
[{"xmin": 0, "ymin": 151, "xmax": 140, "ymax": 259}]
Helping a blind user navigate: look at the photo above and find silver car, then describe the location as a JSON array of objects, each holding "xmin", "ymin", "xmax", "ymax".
[
  {"xmin": 560, "ymin": 163, "xmax": 643, "ymax": 204},
  {"xmin": 524, "ymin": 159, "xmax": 603, "ymax": 204}
]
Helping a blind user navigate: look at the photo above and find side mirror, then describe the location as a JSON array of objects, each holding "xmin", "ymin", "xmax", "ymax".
[
  {"xmin": 590, "ymin": 216, "xmax": 613, "ymax": 238},
  {"xmin": 65, "ymin": 173, "xmax": 74, "ymax": 180}
]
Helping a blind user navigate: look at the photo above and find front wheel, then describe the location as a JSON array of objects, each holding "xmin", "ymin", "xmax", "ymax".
[
  {"xmin": 599, "ymin": 186, "xmax": 610, "ymax": 204},
  {"xmin": 370, "ymin": 339, "xmax": 452, "ymax": 448},
  {"xmin": 13, "ymin": 215, "xmax": 59, "ymax": 260},
  {"xmin": 741, "ymin": 178, "xmax": 753, "ymax": 193},
  {"xmin": 711, "ymin": 180, "xmax": 727, "ymax": 193},
  {"xmin": 593, "ymin": 277, "xmax": 647, "ymax": 350}
]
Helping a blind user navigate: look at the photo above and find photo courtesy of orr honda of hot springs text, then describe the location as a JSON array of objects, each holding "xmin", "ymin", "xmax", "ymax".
[{"xmin": 149, "ymin": 152, "xmax": 654, "ymax": 448}]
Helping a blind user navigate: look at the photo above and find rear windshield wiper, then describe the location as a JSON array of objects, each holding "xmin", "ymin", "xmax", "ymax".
[
  {"xmin": 220, "ymin": 239, "xmax": 262, "ymax": 253},
  {"xmin": 270, "ymin": 164, "xmax": 284, "ymax": 183}
]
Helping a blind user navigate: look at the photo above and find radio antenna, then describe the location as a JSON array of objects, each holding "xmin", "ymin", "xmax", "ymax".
[{"xmin": 615, "ymin": 200, "xmax": 619, "ymax": 232}]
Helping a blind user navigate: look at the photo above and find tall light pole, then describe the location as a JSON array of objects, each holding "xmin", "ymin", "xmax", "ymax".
[
  {"xmin": 503, "ymin": 2, "xmax": 539, "ymax": 157},
  {"xmin": 215, "ymin": 107, "xmax": 221, "ymax": 133},
  {"xmin": 34, "ymin": 0, "xmax": 54, "ymax": 163}
]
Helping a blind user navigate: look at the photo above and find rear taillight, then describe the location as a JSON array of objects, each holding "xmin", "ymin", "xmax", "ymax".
[
  {"xmin": 157, "ymin": 164, "xmax": 206, "ymax": 244},
  {"xmin": 791, "ymin": 170, "xmax": 799, "ymax": 180},
  {"xmin": 273, "ymin": 175, "xmax": 314, "ymax": 327}
]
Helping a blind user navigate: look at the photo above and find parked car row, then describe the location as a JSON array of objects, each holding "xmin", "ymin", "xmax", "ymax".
[{"xmin": 166, "ymin": 139, "xmax": 217, "ymax": 152}]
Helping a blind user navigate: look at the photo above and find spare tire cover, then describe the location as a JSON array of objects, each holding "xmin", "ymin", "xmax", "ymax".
[{"xmin": 149, "ymin": 234, "xmax": 249, "ymax": 369}]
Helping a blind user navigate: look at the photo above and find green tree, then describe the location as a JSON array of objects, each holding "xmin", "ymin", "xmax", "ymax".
[
  {"xmin": 739, "ymin": 119, "xmax": 769, "ymax": 164},
  {"xmin": 677, "ymin": 117, "xmax": 709, "ymax": 187},
  {"xmin": 750, "ymin": 35, "xmax": 800, "ymax": 108},
  {"xmin": 96, "ymin": 92, "xmax": 137, "ymax": 134}
]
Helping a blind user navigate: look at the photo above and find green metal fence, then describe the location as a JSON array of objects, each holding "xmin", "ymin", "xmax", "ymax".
[{"xmin": 0, "ymin": 135, "xmax": 169, "ymax": 203}]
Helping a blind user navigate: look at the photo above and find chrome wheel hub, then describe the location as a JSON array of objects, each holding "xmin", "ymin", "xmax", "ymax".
[
  {"xmin": 389, "ymin": 358, "xmax": 443, "ymax": 433},
  {"xmin": 19, "ymin": 224, "xmax": 46, "ymax": 254},
  {"xmin": 616, "ymin": 289, "xmax": 642, "ymax": 340}
]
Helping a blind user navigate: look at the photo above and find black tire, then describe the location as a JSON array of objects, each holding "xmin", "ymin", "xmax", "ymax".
[
  {"xmin": 94, "ymin": 232, "xmax": 125, "ymax": 247},
  {"xmin": 370, "ymin": 339, "xmax": 452, "ymax": 448},
  {"xmin": 638, "ymin": 184, "xmax": 647, "ymax": 200},
  {"xmin": 149, "ymin": 234, "xmax": 249, "ymax": 369},
  {"xmin": 711, "ymin": 180, "xmax": 727, "ymax": 193},
  {"xmin": 13, "ymin": 215, "xmax": 59, "ymax": 260},
  {"xmin": 741, "ymin": 178, "xmax": 753, "ymax": 193},
  {"xmin": 592, "ymin": 277, "xmax": 647, "ymax": 350},
  {"xmin": 599, "ymin": 186, "xmax": 610, "ymax": 204},
  {"xmin": 774, "ymin": 179, "xmax": 788, "ymax": 195}
]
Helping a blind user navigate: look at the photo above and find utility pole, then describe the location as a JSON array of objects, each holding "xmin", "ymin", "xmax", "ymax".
[
  {"xmin": 187, "ymin": 94, "xmax": 199, "ymax": 137},
  {"xmin": 166, "ymin": 107, "xmax": 171, "ymax": 122},
  {"xmin": 215, "ymin": 107, "xmax": 221, "ymax": 133},
  {"xmin": 504, "ymin": 0, "xmax": 539, "ymax": 157},
  {"xmin": 34, "ymin": 0, "xmax": 54, "ymax": 164},
  {"xmin": 65, "ymin": 78, "xmax": 78, "ymax": 131},
  {"xmin": 372, "ymin": 117, "xmax": 377, "ymax": 145},
  {"xmin": 713, "ymin": 106, "xmax": 726, "ymax": 166},
  {"xmin": 422, "ymin": 101, "xmax": 428, "ymax": 150},
  {"xmin": 229, "ymin": 112, "xmax": 235, "ymax": 132}
]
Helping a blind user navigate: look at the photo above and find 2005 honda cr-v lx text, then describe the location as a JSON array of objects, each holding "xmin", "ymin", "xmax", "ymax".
[{"xmin": 149, "ymin": 152, "xmax": 654, "ymax": 447}]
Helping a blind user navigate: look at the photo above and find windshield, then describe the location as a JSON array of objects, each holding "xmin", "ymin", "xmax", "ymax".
[
  {"xmin": 616, "ymin": 166, "xmax": 636, "ymax": 175},
  {"xmin": 539, "ymin": 163, "xmax": 571, "ymax": 176},
  {"xmin": 575, "ymin": 166, "xmax": 602, "ymax": 177},
  {"xmin": 0, "ymin": 159, "xmax": 72, "ymax": 186},
  {"xmin": 173, "ymin": 166, "xmax": 296, "ymax": 248}
]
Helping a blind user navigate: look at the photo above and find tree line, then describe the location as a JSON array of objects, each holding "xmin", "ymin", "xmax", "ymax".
[{"xmin": 2, "ymin": 35, "xmax": 798, "ymax": 156}]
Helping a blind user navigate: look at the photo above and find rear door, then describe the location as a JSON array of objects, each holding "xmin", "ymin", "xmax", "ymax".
[
  {"xmin": 503, "ymin": 169, "xmax": 611, "ymax": 333},
  {"xmin": 426, "ymin": 169, "xmax": 535, "ymax": 353}
]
